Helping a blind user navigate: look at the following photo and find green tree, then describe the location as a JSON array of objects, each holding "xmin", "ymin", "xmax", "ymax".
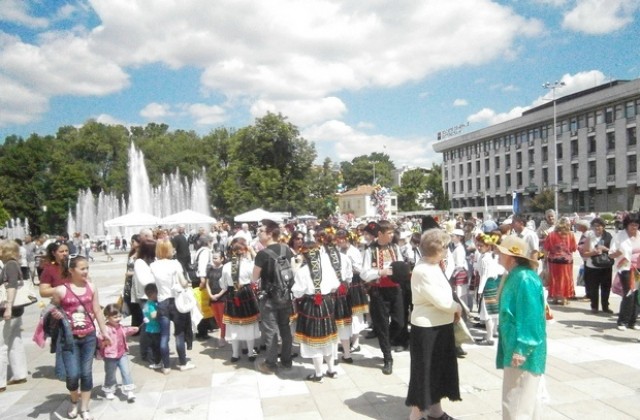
[
  {"xmin": 340, "ymin": 153, "xmax": 395, "ymax": 189},
  {"xmin": 396, "ymin": 169, "xmax": 429, "ymax": 211},
  {"xmin": 425, "ymin": 163, "xmax": 450, "ymax": 210},
  {"xmin": 529, "ymin": 188, "xmax": 555, "ymax": 213},
  {"xmin": 305, "ymin": 158, "xmax": 340, "ymax": 218}
]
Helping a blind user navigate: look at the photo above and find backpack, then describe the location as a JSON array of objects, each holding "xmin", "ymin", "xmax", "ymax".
[{"xmin": 263, "ymin": 244, "xmax": 294, "ymax": 304}]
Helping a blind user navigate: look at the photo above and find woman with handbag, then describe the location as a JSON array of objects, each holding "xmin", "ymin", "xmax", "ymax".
[
  {"xmin": 543, "ymin": 217, "xmax": 577, "ymax": 305},
  {"xmin": 405, "ymin": 228, "xmax": 462, "ymax": 420},
  {"xmin": 581, "ymin": 218, "xmax": 614, "ymax": 314},
  {"xmin": 149, "ymin": 239, "xmax": 194, "ymax": 374},
  {"xmin": 608, "ymin": 212, "xmax": 640, "ymax": 330},
  {"xmin": 0, "ymin": 240, "xmax": 29, "ymax": 392}
]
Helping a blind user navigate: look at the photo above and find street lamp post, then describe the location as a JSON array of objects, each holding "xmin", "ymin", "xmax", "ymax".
[{"xmin": 543, "ymin": 81, "xmax": 565, "ymax": 216}]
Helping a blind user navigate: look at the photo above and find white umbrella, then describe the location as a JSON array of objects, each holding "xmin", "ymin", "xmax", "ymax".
[
  {"xmin": 160, "ymin": 209, "xmax": 217, "ymax": 225},
  {"xmin": 103, "ymin": 212, "xmax": 161, "ymax": 228},
  {"xmin": 234, "ymin": 208, "xmax": 284, "ymax": 223}
]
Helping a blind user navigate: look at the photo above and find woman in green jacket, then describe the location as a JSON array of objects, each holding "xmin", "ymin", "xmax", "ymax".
[{"xmin": 495, "ymin": 235, "xmax": 547, "ymax": 420}]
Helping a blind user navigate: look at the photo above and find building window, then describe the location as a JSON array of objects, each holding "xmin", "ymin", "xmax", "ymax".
[
  {"xmin": 467, "ymin": 162, "xmax": 472, "ymax": 174},
  {"xmin": 543, "ymin": 168, "xmax": 548, "ymax": 185},
  {"xmin": 588, "ymin": 161, "xmax": 596, "ymax": 178},
  {"xmin": 570, "ymin": 118, "xmax": 578, "ymax": 132},
  {"xmin": 626, "ymin": 101, "xmax": 636, "ymax": 118},
  {"xmin": 459, "ymin": 180, "xmax": 464, "ymax": 192},
  {"xmin": 587, "ymin": 112, "xmax": 595, "ymax": 127},
  {"xmin": 495, "ymin": 156, "xmax": 500, "ymax": 169},
  {"xmin": 629, "ymin": 155, "xmax": 638, "ymax": 173},
  {"xmin": 529, "ymin": 169, "xmax": 534, "ymax": 183},
  {"xmin": 572, "ymin": 163, "xmax": 578, "ymax": 180},
  {"xmin": 476, "ymin": 177, "xmax": 481, "ymax": 190},
  {"xmin": 495, "ymin": 175, "xmax": 500, "ymax": 188},
  {"xmin": 467, "ymin": 179, "xmax": 472, "ymax": 191},
  {"xmin": 459, "ymin": 164, "xmax": 463, "ymax": 176},
  {"xmin": 616, "ymin": 104, "xmax": 625, "ymax": 120},
  {"xmin": 506, "ymin": 154, "xmax": 511, "ymax": 168},
  {"xmin": 517, "ymin": 172, "xmax": 523, "ymax": 186},
  {"xmin": 571, "ymin": 140, "xmax": 578, "ymax": 157},
  {"xmin": 528, "ymin": 150, "xmax": 535, "ymax": 165},
  {"xmin": 607, "ymin": 158, "xmax": 616, "ymax": 176},
  {"xmin": 556, "ymin": 143, "xmax": 563, "ymax": 160},
  {"xmin": 476, "ymin": 160, "xmax": 480, "ymax": 172},
  {"xmin": 588, "ymin": 136, "xmax": 596, "ymax": 154},
  {"xmin": 542, "ymin": 146, "xmax": 548, "ymax": 162},
  {"xmin": 605, "ymin": 107, "xmax": 614, "ymax": 124},
  {"xmin": 628, "ymin": 127, "xmax": 637, "ymax": 146},
  {"xmin": 506, "ymin": 174, "xmax": 511, "ymax": 188},
  {"xmin": 516, "ymin": 152, "xmax": 522, "ymax": 166},
  {"xmin": 607, "ymin": 132, "xmax": 616, "ymax": 151},
  {"xmin": 596, "ymin": 110, "xmax": 604, "ymax": 124},
  {"xmin": 485, "ymin": 176, "xmax": 490, "ymax": 189},
  {"xmin": 452, "ymin": 182, "xmax": 456, "ymax": 193},
  {"xmin": 558, "ymin": 167, "xmax": 563, "ymax": 183}
]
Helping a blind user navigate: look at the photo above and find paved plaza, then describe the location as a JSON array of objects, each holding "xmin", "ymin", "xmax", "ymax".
[{"xmin": 1, "ymin": 252, "xmax": 640, "ymax": 419}]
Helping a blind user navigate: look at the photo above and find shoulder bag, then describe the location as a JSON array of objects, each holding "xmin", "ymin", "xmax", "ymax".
[
  {"xmin": 0, "ymin": 260, "xmax": 39, "ymax": 308},
  {"xmin": 173, "ymin": 269, "xmax": 196, "ymax": 314}
]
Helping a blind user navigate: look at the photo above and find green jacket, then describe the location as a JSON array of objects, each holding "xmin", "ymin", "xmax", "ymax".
[{"xmin": 496, "ymin": 265, "xmax": 547, "ymax": 374}]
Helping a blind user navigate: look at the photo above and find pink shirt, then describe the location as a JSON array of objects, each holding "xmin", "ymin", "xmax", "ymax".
[
  {"xmin": 60, "ymin": 283, "xmax": 95, "ymax": 336},
  {"xmin": 99, "ymin": 323, "xmax": 138, "ymax": 359}
]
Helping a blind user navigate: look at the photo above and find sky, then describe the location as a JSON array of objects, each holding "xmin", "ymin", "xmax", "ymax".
[{"xmin": 1, "ymin": 0, "xmax": 640, "ymax": 169}]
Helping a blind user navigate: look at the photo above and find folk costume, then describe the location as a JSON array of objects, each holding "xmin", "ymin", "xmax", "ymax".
[
  {"xmin": 292, "ymin": 247, "xmax": 339, "ymax": 381},
  {"xmin": 361, "ymin": 240, "xmax": 404, "ymax": 373},
  {"xmin": 220, "ymin": 256, "xmax": 260, "ymax": 360}
]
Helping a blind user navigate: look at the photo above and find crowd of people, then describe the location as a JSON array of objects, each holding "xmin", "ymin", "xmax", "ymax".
[{"xmin": 0, "ymin": 209, "xmax": 638, "ymax": 419}]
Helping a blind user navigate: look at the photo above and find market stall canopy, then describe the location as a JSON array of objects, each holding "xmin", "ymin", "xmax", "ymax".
[
  {"xmin": 160, "ymin": 209, "xmax": 217, "ymax": 225},
  {"xmin": 103, "ymin": 212, "xmax": 161, "ymax": 228},
  {"xmin": 234, "ymin": 208, "xmax": 284, "ymax": 223}
]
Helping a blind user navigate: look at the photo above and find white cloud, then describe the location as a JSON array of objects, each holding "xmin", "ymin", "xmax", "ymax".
[
  {"xmin": 563, "ymin": 0, "xmax": 640, "ymax": 34},
  {"xmin": 0, "ymin": 75, "xmax": 48, "ymax": 126},
  {"xmin": 250, "ymin": 97, "xmax": 347, "ymax": 126},
  {"xmin": 0, "ymin": 0, "xmax": 48, "ymax": 28},
  {"xmin": 453, "ymin": 99, "xmax": 468, "ymax": 107},
  {"xmin": 183, "ymin": 103, "xmax": 227, "ymax": 125},
  {"xmin": 140, "ymin": 102, "xmax": 173, "ymax": 120},
  {"xmin": 303, "ymin": 120, "xmax": 435, "ymax": 167},
  {"xmin": 468, "ymin": 70, "xmax": 609, "ymax": 125},
  {"xmin": 94, "ymin": 114, "xmax": 128, "ymax": 126}
]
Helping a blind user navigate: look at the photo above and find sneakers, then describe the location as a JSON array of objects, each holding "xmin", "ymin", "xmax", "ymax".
[
  {"xmin": 178, "ymin": 362, "xmax": 196, "ymax": 371},
  {"xmin": 127, "ymin": 391, "xmax": 136, "ymax": 403},
  {"xmin": 162, "ymin": 368, "xmax": 171, "ymax": 375},
  {"xmin": 256, "ymin": 360, "xmax": 277, "ymax": 375},
  {"xmin": 632, "ymin": 325, "xmax": 640, "ymax": 331},
  {"xmin": 104, "ymin": 391, "xmax": 115, "ymax": 400},
  {"xmin": 617, "ymin": 325, "xmax": 627, "ymax": 331},
  {"xmin": 148, "ymin": 363, "xmax": 163, "ymax": 370}
]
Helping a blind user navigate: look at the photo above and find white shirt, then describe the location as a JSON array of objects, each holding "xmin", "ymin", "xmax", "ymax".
[
  {"xmin": 132, "ymin": 259, "xmax": 154, "ymax": 302},
  {"xmin": 220, "ymin": 258, "xmax": 255, "ymax": 288},
  {"xmin": 291, "ymin": 253, "xmax": 340, "ymax": 297},
  {"xmin": 150, "ymin": 259, "xmax": 184, "ymax": 302}
]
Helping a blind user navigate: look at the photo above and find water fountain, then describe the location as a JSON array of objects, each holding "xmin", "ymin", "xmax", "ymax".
[{"xmin": 68, "ymin": 143, "xmax": 209, "ymax": 238}]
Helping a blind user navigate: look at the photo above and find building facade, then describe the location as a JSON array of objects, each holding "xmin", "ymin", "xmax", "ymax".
[
  {"xmin": 433, "ymin": 79, "xmax": 640, "ymax": 217},
  {"xmin": 337, "ymin": 185, "xmax": 398, "ymax": 219}
]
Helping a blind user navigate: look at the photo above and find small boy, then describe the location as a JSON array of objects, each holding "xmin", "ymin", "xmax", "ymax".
[{"xmin": 143, "ymin": 283, "xmax": 162, "ymax": 370}]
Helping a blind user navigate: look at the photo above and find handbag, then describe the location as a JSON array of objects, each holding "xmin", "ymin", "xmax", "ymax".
[
  {"xmin": 175, "ymin": 287, "xmax": 196, "ymax": 314},
  {"xmin": 0, "ymin": 260, "xmax": 38, "ymax": 308},
  {"xmin": 453, "ymin": 320, "xmax": 474, "ymax": 346},
  {"xmin": 591, "ymin": 253, "xmax": 614, "ymax": 268}
]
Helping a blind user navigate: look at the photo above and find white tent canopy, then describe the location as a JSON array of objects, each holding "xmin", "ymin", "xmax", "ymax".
[
  {"xmin": 103, "ymin": 212, "xmax": 161, "ymax": 228},
  {"xmin": 160, "ymin": 209, "xmax": 217, "ymax": 225},
  {"xmin": 234, "ymin": 208, "xmax": 284, "ymax": 223}
]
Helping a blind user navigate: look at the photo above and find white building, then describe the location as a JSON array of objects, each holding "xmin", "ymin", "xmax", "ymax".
[{"xmin": 337, "ymin": 185, "xmax": 398, "ymax": 219}]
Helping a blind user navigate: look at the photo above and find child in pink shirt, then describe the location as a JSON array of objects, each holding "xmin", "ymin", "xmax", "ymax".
[{"xmin": 99, "ymin": 304, "xmax": 139, "ymax": 402}]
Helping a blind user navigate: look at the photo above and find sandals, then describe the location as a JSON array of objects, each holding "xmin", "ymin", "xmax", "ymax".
[{"xmin": 68, "ymin": 400, "xmax": 79, "ymax": 419}]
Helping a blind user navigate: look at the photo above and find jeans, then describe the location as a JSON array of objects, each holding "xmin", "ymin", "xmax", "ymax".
[
  {"xmin": 617, "ymin": 270, "xmax": 638, "ymax": 327},
  {"xmin": 61, "ymin": 332, "xmax": 97, "ymax": 392},
  {"xmin": 103, "ymin": 355, "xmax": 134, "ymax": 393},
  {"xmin": 158, "ymin": 298, "xmax": 188, "ymax": 367},
  {"xmin": 0, "ymin": 316, "xmax": 28, "ymax": 388},
  {"xmin": 259, "ymin": 298, "xmax": 292, "ymax": 366}
]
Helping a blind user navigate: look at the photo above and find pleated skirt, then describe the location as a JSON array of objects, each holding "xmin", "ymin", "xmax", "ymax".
[
  {"xmin": 223, "ymin": 285, "xmax": 260, "ymax": 326},
  {"xmin": 295, "ymin": 294, "xmax": 337, "ymax": 349}
]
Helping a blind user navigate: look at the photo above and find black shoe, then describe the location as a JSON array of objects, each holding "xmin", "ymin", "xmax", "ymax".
[
  {"xmin": 350, "ymin": 346, "xmax": 361, "ymax": 353},
  {"xmin": 280, "ymin": 361, "xmax": 293, "ymax": 369},
  {"xmin": 603, "ymin": 308, "xmax": 614, "ymax": 314},
  {"xmin": 242, "ymin": 348, "xmax": 249, "ymax": 355},
  {"xmin": 364, "ymin": 331, "xmax": 377, "ymax": 339},
  {"xmin": 230, "ymin": 357, "xmax": 240, "ymax": 363},
  {"xmin": 393, "ymin": 345, "xmax": 408, "ymax": 353},
  {"xmin": 248, "ymin": 350, "xmax": 258, "ymax": 362},
  {"xmin": 341, "ymin": 356, "xmax": 354, "ymax": 364},
  {"xmin": 382, "ymin": 360, "xmax": 393, "ymax": 375},
  {"xmin": 325, "ymin": 370, "xmax": 338, "ymax": 379},
  {"xmin": 456, "ymin": 347, "xmax": 467, "ymax": 358},
  {"xmin": 306, "ymin": 373, "xmax": 323, "ymax": 383}
]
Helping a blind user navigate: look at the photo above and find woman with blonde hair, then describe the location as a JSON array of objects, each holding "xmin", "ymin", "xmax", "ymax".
[
  {"xmin": 0, "ymin": 240, "xmax": 29, "ymax": 392},
  {"xmin": 149, "ymin": 240, "xmax": 194, "ymax": 373},
  {"xmin": 543, "ymin": 217, "xmax": 577, "ymax": 305}
]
